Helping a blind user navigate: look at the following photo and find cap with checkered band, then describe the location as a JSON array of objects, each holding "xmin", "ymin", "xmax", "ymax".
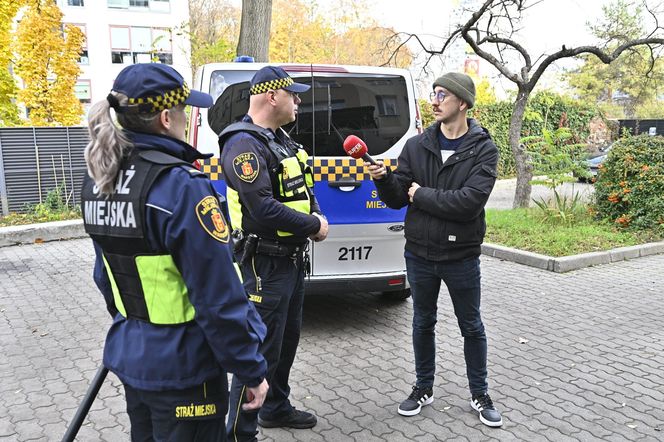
[
  {"xmin": 249, "ymin": 66, "xmax": 310, "ymax": 96},
  {"xmin": 110, "ymin": 63, "xmax": 213, "ymax": 114}
]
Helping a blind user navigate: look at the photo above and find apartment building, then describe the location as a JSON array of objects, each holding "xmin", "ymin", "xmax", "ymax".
[{"xmin": 57, "ymin": 0, "xmax": 192, "ymax": 114}]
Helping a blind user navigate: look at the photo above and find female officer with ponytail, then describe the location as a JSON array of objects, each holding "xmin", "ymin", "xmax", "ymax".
[{"xmin": 81, "ymin": 63, "xmax": 268, "ymax": 440}]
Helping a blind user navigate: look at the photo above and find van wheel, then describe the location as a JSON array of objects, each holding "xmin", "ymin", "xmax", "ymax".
[{"xmin": 382, "ymin": 288, "xmax": 411, "ymax": 301}]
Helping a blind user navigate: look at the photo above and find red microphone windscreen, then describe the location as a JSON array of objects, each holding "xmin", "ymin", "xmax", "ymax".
[{"xmin": 342, "ymin": 135, "xmax": 368, "ymax": 159}]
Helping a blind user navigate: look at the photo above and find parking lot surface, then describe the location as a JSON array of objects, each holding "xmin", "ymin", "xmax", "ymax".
[{"xmin": 1, "ymin": 238, "xmax": 662, "ymax": 441}]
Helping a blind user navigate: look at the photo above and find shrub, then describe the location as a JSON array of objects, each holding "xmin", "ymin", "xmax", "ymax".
[{"xmin": 593, "ymin": 134, "xmax": 664, "ymax": 231}]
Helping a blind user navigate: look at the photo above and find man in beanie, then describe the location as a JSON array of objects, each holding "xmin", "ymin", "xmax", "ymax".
[
  {"xmin": 367, "ymin": 72, "xmax": 502, "ymax": 427},
  {"xmin": 219, "ymin": 66, "xmax": 328, "ymax": 441}
]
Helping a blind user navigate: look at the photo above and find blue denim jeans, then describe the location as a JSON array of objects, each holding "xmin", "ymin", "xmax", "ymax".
[{"xmin": 405, "ymin": 250, "xmax": 488, "ymax": 395}]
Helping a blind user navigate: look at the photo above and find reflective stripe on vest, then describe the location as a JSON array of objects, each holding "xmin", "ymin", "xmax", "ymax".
[
  {"xmin": 221, "ymin": 123, "xmax": 313, "ymax": 238},
  {"xmin": 103, "ymin": 253, "xmax": 195, "ymax": 325},
  {"xmin": 82, "ymin": 149, "xmax": 197, "ymax": 325}
]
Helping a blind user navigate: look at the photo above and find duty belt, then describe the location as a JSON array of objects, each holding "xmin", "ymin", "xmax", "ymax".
[{"xmin": 255, "ymin": 238, "xmax": 306, "ymax": 258}]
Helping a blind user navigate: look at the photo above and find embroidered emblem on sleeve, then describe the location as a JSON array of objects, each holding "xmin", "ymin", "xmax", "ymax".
[
  {"xmin": 233, "ymin": 152, "xmax": 259, "ymax": 183},
  {"xmin": 195, "ymin": 196, "xmax": 229, "ymax": 243}
]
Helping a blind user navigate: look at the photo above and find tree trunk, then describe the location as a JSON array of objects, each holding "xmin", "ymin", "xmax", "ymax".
[
  {"xmin": 510, "ymin": 88, "xmax": 533, "ymax": 208},
  {"xmin": 237, "ymin": 0, "xmax": 272, "ymax": 62}
]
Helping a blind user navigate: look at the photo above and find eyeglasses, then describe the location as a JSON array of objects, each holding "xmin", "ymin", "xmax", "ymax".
[
  {"xmin": 285, "ymin": 90, "xmax": 299, "ymax": 100},
  {"xmin": 429, "ymin": 90, "xmax": 448, "ymax": 103}
]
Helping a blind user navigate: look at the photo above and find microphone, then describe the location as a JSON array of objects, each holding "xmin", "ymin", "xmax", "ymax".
[{"xmin": 342, "ymin": 135, "xmax": 377, "ymax": 165}]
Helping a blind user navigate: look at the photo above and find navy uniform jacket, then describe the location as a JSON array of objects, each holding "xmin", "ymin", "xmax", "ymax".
[
  {"xmin": 92, "ymin": 131, "xmax": 267, "ymax": 391},
  {"xmin": 220, "ymin": 116, "xmax": 321, "ymax": 244}
]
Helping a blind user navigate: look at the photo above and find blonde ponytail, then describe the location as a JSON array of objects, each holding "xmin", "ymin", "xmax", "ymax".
[{"xmin": 84, "ymin": 93, "xmax": 132, "ymax": 196}]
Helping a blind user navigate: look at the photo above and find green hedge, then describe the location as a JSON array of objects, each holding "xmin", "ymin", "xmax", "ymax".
[
  {"xmin": 593, "ymin": 135, "xmax": 664, "ymax": 231},
  {"xmin": 418, "ymin": 92, "xmax": 599, "ymax": 178}
]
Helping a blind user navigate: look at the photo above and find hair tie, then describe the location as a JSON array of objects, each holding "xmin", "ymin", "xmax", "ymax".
[{"xmin": 106, "ymin": 93, "xmax": 123, "ymax": 112}]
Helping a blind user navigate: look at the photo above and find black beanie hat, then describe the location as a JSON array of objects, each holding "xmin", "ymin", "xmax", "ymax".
[{"xmin": 432, "ymin": 72, "xmax": 476, "ymax": 109}]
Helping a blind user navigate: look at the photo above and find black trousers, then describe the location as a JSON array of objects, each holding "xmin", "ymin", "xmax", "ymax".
[
  {"xmin": 227, "ymin": 252, "xmax": 306, "ymax": 442},
  {"xmin": 123, "ymin": 375, "xmax": 228, "ymax": 442}
]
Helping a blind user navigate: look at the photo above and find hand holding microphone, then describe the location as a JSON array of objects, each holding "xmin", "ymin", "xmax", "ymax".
[{"xmin": 342, "ymin": 135, "xmax": 386, "ymax": 180}]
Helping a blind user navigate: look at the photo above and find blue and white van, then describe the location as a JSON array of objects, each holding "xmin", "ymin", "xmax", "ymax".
[{"xmin": 188, "ymin": 62, "xmax": 421, "ymax": 298}]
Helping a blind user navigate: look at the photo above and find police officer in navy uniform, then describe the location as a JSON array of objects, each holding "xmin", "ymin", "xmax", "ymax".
[
  {"xmin": 81, "ymin": 63, "xmax": 269, "ymax": 440},
  {"xmin": 219, "ymin": 66, "xmax": 328, "ymax": 442}
]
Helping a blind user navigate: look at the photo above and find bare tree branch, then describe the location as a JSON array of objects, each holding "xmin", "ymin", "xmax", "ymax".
[{"xmin": 385, "ymin": 0, "xmax": 664, "ymax": 208}]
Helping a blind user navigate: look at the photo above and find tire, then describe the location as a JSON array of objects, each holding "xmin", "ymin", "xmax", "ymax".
[{"xmin": 382, "ymin": 288, "xmax": 411, "ymax": 301}]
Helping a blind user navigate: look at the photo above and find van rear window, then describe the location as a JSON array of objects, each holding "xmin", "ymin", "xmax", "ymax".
[{"xmin": 208, "ymin": 72, "xmax": 411, "ymax": 157}]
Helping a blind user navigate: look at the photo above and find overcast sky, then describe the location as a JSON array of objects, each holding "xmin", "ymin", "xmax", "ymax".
[{"xmin": 370, "ymin": 0, "xmax": 611, "ymax": 96}]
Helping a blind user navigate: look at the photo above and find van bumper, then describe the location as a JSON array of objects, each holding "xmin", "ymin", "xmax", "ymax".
[{"xmin": 304, "ymin": 271, "xmax": 408, "ymax": 295}]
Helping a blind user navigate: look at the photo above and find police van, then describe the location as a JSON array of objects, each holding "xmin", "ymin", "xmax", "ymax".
[{"xmin": 188, "ymin": 62, "xmax": 421, "ymax": 299}]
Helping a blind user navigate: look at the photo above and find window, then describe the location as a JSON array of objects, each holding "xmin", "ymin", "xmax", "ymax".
[
  {"xmin": 110, "ymin": 25, "xmax": 172, "ymax": 65},
  {"xmin": 107, "ymin": 0, "xmax": 129, "ymax": 7},
  {"xmin": 150, "ymin": 0, "xmax": 170, "ymax": 12},
  {"xmin": 108, "ymin": 0, "xmax": 169, "ymax": 10},
  {"xmin": 207, "ymin": 73, "xmax": 410, "ymax": 157},
  {"xmin": 74, "ymin": 80, "xmax": 92, "ymax": 103},
  {"xmin": 67, "ymin": 0, "xmax": 84, "ymax": 6},
  {"xmin": 376, "ymin": 95, "xmax": 398, "ymax": 116}
]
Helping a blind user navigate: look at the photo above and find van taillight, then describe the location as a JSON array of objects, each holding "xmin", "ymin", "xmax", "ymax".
[{"xmin": 188, "ymin": 107, "xmax": 200, "ymax": 148}]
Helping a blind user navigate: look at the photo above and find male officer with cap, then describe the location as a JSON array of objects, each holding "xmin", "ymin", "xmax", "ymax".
[
  {"xmin": 219, "ymin": 66, "xmax": 328, "ymax": 441},
  {"xmin": 81, "ymin": 63, "xmax": 268, "ymax": 440},
  {"xmin": 367, "ymin": 72, "xmax": 502, "ymax": 428}
]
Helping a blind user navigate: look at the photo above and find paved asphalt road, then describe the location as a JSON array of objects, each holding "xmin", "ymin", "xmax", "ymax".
[{"xmin": 1, "ymin": 237, "xmax": 662, "ymax": 441}]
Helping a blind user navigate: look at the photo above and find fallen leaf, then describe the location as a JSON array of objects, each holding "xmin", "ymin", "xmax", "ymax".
[
  {"xmin": 34, "ymin": 238, "xmax": 44, "ymax": 244},
  {"xmin": 40, "ymin": 332, "xmax": 49, "ymax": 337}
]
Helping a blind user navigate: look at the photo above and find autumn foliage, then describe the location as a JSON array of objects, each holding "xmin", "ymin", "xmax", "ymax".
[
  {"xmin": 0, "ymin": 0, "xmax": 23, "ymax": 125},
  {"xmin": 13, "ymin": 0, "xmax": 84, "ymax": 126},
  {"xmin": 593, "ymin": 135, "xmax": 664, "ymax": 231}
]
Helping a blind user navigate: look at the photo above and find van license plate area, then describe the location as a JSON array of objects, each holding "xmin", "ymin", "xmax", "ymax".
[{"xmin": 311, "ymin": 224, "xmax": 405, "ymax": 276}]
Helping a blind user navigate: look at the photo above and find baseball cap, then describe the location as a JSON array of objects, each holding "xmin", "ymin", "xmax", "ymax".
[
  {"xmin": 111, "ymin": 63, "xmax": 213, "ymax": 113},
  {"xmin": 249, "ymin": 66, "xmax": 310, "ymax": 96}
]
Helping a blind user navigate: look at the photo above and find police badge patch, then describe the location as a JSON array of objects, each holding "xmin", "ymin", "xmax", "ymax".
[
  {"xmin": 195, "ymin": 196, "xmax": 229, "ymax": 243},
  {"xmin": 233, "ymin": 152, "xmax": 259, "ymax": 183}
]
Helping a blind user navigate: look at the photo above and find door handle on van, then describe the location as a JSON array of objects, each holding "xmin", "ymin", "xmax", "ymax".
[{"xmin": 328, "ymin": 176, "xmax": 361, "ymax": 190}]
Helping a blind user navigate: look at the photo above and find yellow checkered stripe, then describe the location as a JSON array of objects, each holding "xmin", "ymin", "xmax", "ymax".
[
  {"xmin": 128, "ymin": 83, "xmax": 190, "ymax": 113},
  {"xmin": 199, "ymin": 157, "xmax": 223, "ymax": 181},
  {"xmin": 312, "ymin": 158, "xmax": 397, "ymax": 181},
  {"xmin": 197, "ymin": 157, "xmax": 398, "ymax": 182},
  {"xmin": 250, "ymin": 77, "xmax": 294, "ymax": 95}
]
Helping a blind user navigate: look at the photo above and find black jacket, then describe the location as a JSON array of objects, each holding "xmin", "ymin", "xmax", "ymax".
[{"xmin": 374, "ymin": 119, "xmax": 498, "ymax": 261}]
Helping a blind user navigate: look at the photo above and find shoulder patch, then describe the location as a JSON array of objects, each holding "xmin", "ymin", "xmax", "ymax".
[
  {"xmin": 195, "ymin": 196, "xmax": 229, "ymax": 243},
  {"xmin": 233, "ymin": 152, "xmax": 259, "ymax": 183}
]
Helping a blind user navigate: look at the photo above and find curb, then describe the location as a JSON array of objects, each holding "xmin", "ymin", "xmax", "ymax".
[
  {"xmin": 1, "ymin": 219, "xmax": 662, "ymax": 273},
  {"xmin": 481, "ymin": 241, "xmax": 664, "ymax": 273},
  {"xmin": 0, "ymin": 219, "xmax": 86, "ymax": 248}
]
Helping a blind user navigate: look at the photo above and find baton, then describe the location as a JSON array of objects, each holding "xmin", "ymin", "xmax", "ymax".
[{"xmin": 61, "ymin": 366, "xmax": 109, "ymax": 442}]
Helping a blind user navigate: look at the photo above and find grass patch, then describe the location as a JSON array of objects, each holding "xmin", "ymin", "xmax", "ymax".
[
  {"xmin": 0, "ymin": 210, "xmax": 81, "ymax": 227},
  {"xmin": 485, "ymin": 208, "xmax": 662, "ymax": 257}
]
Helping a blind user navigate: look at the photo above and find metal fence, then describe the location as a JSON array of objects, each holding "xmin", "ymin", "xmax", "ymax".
[{"xmin": 0, "ymin": 127, "xmax": 89, "ymax": 215}]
